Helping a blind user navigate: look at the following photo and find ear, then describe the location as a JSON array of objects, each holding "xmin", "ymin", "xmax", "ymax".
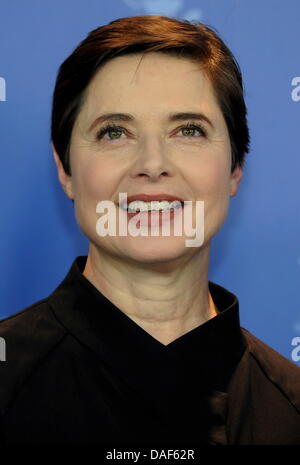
[
  {"xmin": 52, "ymin": 143, "xmax": 74, "ymax": 199},
  {"xmin": 229, "ymin": 165, "xmax": 243, "ymax": 197}
]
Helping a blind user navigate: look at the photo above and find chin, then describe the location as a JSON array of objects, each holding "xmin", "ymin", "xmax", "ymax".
[{"xmin": 117, "ymin": 235, "xmax": 194, "ymax": 264}]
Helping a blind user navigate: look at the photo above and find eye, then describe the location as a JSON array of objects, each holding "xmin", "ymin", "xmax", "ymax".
[
  {"xmin": 95, "ymin": 121, "xmax": 207, "ymax": 142},
  {"xmin": 178, "ymin": 122, "xmax": 207, "ymax": 138},
  {"xmin": 95, "ymin": 124, "xmax": 125, "ymax": 141}
]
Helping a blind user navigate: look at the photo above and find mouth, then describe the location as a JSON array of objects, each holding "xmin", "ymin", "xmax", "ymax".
[
  {"xmin": 117, "ymin": 200, "xmax": 185, "ymax": 229},
  {"xmin": 117, "ymin": 193, "xmax": 185, "ymax": 214},
  {"xmin": 123, "ymin": 200, "xmax": 184, "ymax": 214}
]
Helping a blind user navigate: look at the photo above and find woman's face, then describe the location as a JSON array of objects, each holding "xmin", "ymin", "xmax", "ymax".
[{"xmin": 54, "ymin": 52, "xmax": 242, "ymax": 264}]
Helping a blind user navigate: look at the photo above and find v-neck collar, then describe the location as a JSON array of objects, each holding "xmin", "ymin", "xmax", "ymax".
[{"xmin": 49, "ymin": 256, "xmax": 247, "ymax": 395}]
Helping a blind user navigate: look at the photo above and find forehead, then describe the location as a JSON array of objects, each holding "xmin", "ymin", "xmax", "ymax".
[{"xmin": 80, "ymin": 52, "xmax": 221, "ymax": 122}]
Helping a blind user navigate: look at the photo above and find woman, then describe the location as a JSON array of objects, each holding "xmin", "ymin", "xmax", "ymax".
[{"xmin": 0, "ymin": 15, "xmax": 299, "ymax": 447}]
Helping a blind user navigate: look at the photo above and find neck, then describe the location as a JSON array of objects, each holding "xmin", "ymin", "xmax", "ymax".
[{"xmin": 83, "ymin": 243, "xmax": 218, "ymax": 345}]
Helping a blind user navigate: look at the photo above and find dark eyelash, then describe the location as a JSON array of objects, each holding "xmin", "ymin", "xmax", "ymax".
[
  {"xmin": 95, "ymin": 123, "xmax": 122, "ymax": 141},
  {"xmin": 95, "ymin": 121, "xmax": 207, "ymax": 141},
  {"xmin": 181, "ymin": 122, "xmax": 207, "ymax": 137}
]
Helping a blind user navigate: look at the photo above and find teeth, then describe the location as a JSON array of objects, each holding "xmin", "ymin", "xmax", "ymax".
[{"xmin": 123, "ymin": 200, "xmax": 182, "ymax": 213}]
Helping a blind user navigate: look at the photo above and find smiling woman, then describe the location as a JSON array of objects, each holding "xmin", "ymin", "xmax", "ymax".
[{"xmin": 0, "ymin": 14, "xmax": 299, "ymax": 447}]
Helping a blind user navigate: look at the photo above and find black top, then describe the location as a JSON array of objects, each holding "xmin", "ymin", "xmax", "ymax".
[{"xmin": 0, "ymin": 256, "xmax": 300, "ymax": 446}]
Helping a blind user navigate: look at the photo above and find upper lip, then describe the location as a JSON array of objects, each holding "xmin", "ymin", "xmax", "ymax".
[{"xmin": 118, "ymin": 193, "xmax": 184, "ymax": 209}]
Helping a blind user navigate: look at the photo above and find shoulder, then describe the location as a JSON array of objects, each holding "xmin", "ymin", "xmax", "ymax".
[
  {"xmin": 0, "ymin": 297, "xmax": 67, "ymax": 352},
  {"xmin": 242, "ymin": 328, "xmax": 300, "ymax": 413},
  {"xmin": 0, "ymin": 298, "xmax": 67, "ymax": 415}
]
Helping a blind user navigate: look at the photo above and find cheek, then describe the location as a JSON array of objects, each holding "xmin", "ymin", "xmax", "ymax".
[
  {"xmin": 72, "ymin": 156, "xmax": 119, "ymax": 202},
  {"xmin": 187, "ymin": 157, "xmax": 231, "ymax": 199},
  {"xmin": 186, "ymin": 155, "xmax": 232, "ymax": 237},
  {"xmin": 70, "ymin": 156, "xmax": 121, "ymax": 238}
]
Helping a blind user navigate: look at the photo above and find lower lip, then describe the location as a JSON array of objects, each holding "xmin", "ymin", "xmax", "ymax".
[{"xmin": 122, "ymin": 206, "xmax": 184, "ymax": 227}]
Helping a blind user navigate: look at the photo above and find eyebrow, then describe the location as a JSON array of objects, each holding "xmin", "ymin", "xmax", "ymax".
[{"xmin": 87, "ymin": 112, "xmax": 214, "ymax": 133}]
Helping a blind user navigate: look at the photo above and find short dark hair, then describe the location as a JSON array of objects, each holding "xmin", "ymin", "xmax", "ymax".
[{"xmin": 51, "ymin": 15, "xmax": 250, "ymax": 176}]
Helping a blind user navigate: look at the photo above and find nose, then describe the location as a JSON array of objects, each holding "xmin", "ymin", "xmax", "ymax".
[{"xmin": 129, "ymin": 137, "xmax": 176, "ymax": 182}]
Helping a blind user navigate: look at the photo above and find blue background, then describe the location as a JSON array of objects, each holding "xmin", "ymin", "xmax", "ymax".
[{"xmin": 0, "ymin": 0, "xmax": 299, "ymax": 363}]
